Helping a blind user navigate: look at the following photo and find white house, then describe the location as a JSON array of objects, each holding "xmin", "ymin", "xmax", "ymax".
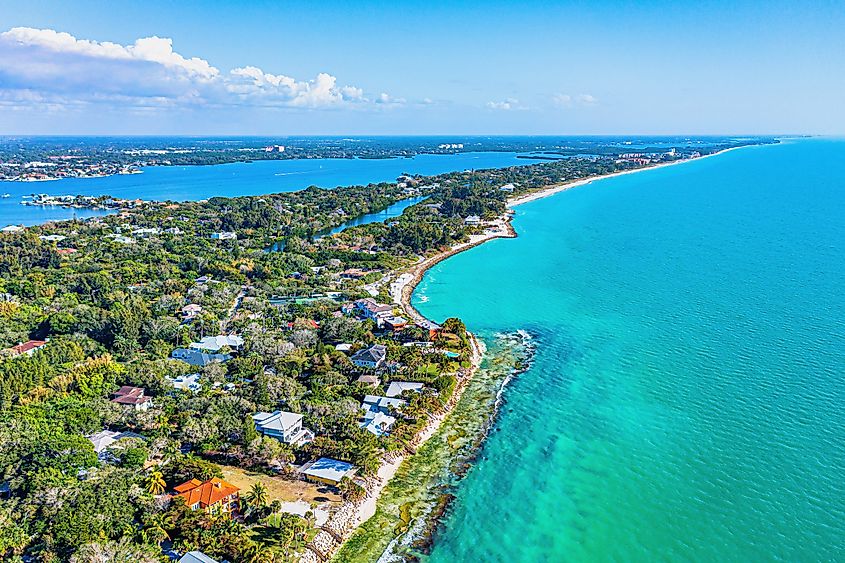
[
  {"xmin": 211, "ymin": 231, "xmax": 237, "ymax": 240},
  {"xmin": 385, "ymin": 381, "xmax": 424, "ymax": 398},
  {"xmin": 361, "ymin": 411, "xmax": 396, "ymax": 436},
  {"xmin": 181, "ymin": 304, "xmax": 203, "ymax": 319},
  {"xmin": 355, "ymin": 298, "xmax": 393, "ymax": 321},
  {"xmin": 166, "ymin": 373, "xmax": 202, "ymax": 392},
  {"xmin": 190, "ymin": 334, "xmax": 244, "ymax": 352},
  {"xmin": 252, "ymin": 411, "xmax": 314, "ymax": 446},
  {"xmin": 87, "ymin": 430, "xmax": 146, "ymax": 458},
  {"xmin": 464, "ymin": 215, "xmax": 481, "ymax": 225},
  {"xmin": 351, "ymin": 344, "xmax": 387, "ymax": 369}
]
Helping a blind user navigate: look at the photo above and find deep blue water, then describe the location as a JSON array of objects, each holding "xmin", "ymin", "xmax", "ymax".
[
  {"xmin": 0, "ymin": 151, "xmax": 542, "ymax": 227},
  {"xmin": 414, "ymin": 139, "xmax": 845, "ymax": 561}
]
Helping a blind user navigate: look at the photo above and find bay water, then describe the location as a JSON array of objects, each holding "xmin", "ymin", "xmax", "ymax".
[{"xmin": 0, "ymin": 151, "xmax": 542, "ymax": 227}]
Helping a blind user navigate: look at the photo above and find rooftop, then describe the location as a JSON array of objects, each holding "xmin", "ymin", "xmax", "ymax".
[
  {"xmin": 174, "ymin": 477, "xmax": 239, "ymax": 508},
  {"xmin": 299, "ymin": 457, "xmax": 356, "ymax": 482}
]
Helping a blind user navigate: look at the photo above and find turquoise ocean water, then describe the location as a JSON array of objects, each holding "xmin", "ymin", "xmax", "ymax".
[{"xmin": 414, "ymin": 139, "xmax": 845, "ymax": 561}]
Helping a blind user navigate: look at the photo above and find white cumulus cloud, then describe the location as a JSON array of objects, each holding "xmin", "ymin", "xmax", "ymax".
[{"xmin": 0, "ymin": 27, "xmax": 385, "ymax": 110}]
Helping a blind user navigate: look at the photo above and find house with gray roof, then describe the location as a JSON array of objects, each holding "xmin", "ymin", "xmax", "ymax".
[
  {"xmin": 253, "ymin": 411, "xmax": 314, "ymax": 446},
  {"xmin": 351, "ymin": 344, "xmax": 387, "ymax": 369},
  {"xmin": 179, "ymin": 551, "xmax": 219, "ymax": 563},
  {"xmin": 171, "ymin": 348, "xmax": 231, "ymax": 367}
]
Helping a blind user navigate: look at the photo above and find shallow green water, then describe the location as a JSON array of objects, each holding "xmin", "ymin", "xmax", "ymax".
[
  {"xmin": 414, "ymin": 140, "xmax": 845, "ymax": 561},
  {"xmin": 334, "ymin": 335, "xmax": 534, "ymax": 562}
]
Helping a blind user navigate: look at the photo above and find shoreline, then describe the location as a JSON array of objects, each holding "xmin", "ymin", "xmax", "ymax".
[
  {"xmin": 393, "ymin": 145, "xmax": 749, "ymax": 320},
  {"xmin": 310, "ymin": 334, "xmax": 485, "ymax": 562},
  {"xmin": 506, "ymin": 145, "xmax": 749, "ymax": 208},
  {"xmin": 325, "ymin": 145, "xmax": 751, "ymax": 561}
]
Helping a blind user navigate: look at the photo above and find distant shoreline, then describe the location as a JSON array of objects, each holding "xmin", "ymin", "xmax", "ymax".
[
  {"xmin": 394, "ymin": 144, "xmax": 753, "ymax": 325},
  {"xmin": 332, "ymin": 144, "xmax": 755, "ymax": 560}
]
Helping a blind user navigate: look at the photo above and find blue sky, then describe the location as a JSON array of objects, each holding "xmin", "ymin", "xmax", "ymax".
[{"xmin": 0, "ymin": 0, "xmax": 843, "ymax": 135}]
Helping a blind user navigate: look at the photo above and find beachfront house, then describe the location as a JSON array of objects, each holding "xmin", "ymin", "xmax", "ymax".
[
  {"xmin": 110, "ymin": 386, "xmax": 153, "ymax": 411},
  {"xmin": 252, "ymin": 410, "xmax": 314, "ymax": 446},
  {"xmin": 464, "ymin": 215, "xmax": 481, "ymax": 225},
  {"xmin": 360, "ymin": 395, "xmax": 404, "ymax": 435},
  {"xmin": 174, "ymin": 478, "xmax": 240, "ymax": 518},
  {"xmin": 386, "ymin": 381, "xmax": 425, "ymax": 398},
  {"xmin": 416, "ymin": 319, "xmax": 442, "ymax": 339},
  {"xmin": 361, "ymin": 411, "xmax": 396, "ymax": 436},
  {"xmin": 190, "ymin": 334, "xmax": 244, "ymax": 352},
  {"xmin": 298, "ymin": 457, "xmax": 357, "ymax": 486},
  {"xmin": 383, "ymin": 316, "xmax": 408, "ymax": 331},
  {"xmin": 171, "ymin": 348, "xmax": 231, "ymax": 367},
  {"xmin": 351, "ymin": 344, "xmax": 387, "ymax": 369}
]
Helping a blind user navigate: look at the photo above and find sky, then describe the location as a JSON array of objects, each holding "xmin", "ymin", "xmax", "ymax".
[{"xmin": 0, "ymin": 0, "xmax": 843, "ymax": 135}]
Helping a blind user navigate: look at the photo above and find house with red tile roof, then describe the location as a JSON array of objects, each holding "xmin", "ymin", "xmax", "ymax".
[
  {"xmin": 110, "ymin": 386, "xmax": 153, "ymax": 411},
  {"xmin": 2, "ymin": 339, "xmax": 48, "ymax": 358},
  {"xmin": 174, "ymin": 478, "xmax": 240, "ymax": 517}
]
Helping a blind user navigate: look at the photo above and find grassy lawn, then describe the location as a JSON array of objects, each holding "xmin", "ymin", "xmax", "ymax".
[
  {"xmin": 415, "ymin": 363, "xmax": 441, "ymax": 377},
  {"xmin": 219, "ymin": 464, "xmax": 342, "ymax": 505}
]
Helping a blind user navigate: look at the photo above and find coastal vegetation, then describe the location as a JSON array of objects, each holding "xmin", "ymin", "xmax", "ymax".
[{"xmin": 0, "ymin": 138, "xmax": 766, "ymax": 561}]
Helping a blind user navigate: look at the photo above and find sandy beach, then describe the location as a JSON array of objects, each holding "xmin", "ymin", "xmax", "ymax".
[{"xmin": 506, "ymin": 145, "xmax": 749, "ymax": 208}]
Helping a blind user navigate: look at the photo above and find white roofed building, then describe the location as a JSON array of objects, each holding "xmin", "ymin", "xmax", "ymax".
[
  {"xmin": 253, "ymin": 411, "xmax": 314, "ymax": 446},
  {"xmin": 190, "ymin": 334, "xmax": 244, "ymax": 352},
  {"xmin": 386, "ymin": 381, "xmax": 424, "ymax": 398}
]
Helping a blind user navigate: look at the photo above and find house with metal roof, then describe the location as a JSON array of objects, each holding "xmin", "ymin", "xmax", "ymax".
[
  {"xmin": 189, "ymin": 334, "xmax": 244, "ymax": 352},
  {"xmin": 179, "ymin": 551, "xmax": 219, "ymax": 563},
  {"xmin": 360, "ymin": 411, "xmax": 397, "ymax": 437},
  {"xmin": 298, "ymin": 457, "xmax": 357, "ymax": 486},
  {"xmin": 385, "ymin": 381, "xmax": 425, "ymax": 398},
  {"xmin": 171, "ymin": 348, "xmax": 231, "ymax": 367},
  {"xmin": 252, "ymin": 410, "xmax": 314, "ymax": 446}
]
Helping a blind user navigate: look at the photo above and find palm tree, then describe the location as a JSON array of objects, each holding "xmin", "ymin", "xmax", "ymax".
[
  {"xmin": 141, "ymin": 513, "xmax": 171, "ymax": 547},
  {"xmin": 241, "ymin": 541, "xmax": 276, "ymax": 563},
  {"xmin": 145, "ymin": 470, "xmax": 166, "ymax": 496},
  {"xmin": 244, "ymin": 482, "xmax": 268, "ymax": 510}
]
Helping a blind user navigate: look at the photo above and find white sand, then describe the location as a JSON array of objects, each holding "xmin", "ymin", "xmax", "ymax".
[{"xmin": 507, "ymin": 146, "xmax": 749, "ymax": 208}]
